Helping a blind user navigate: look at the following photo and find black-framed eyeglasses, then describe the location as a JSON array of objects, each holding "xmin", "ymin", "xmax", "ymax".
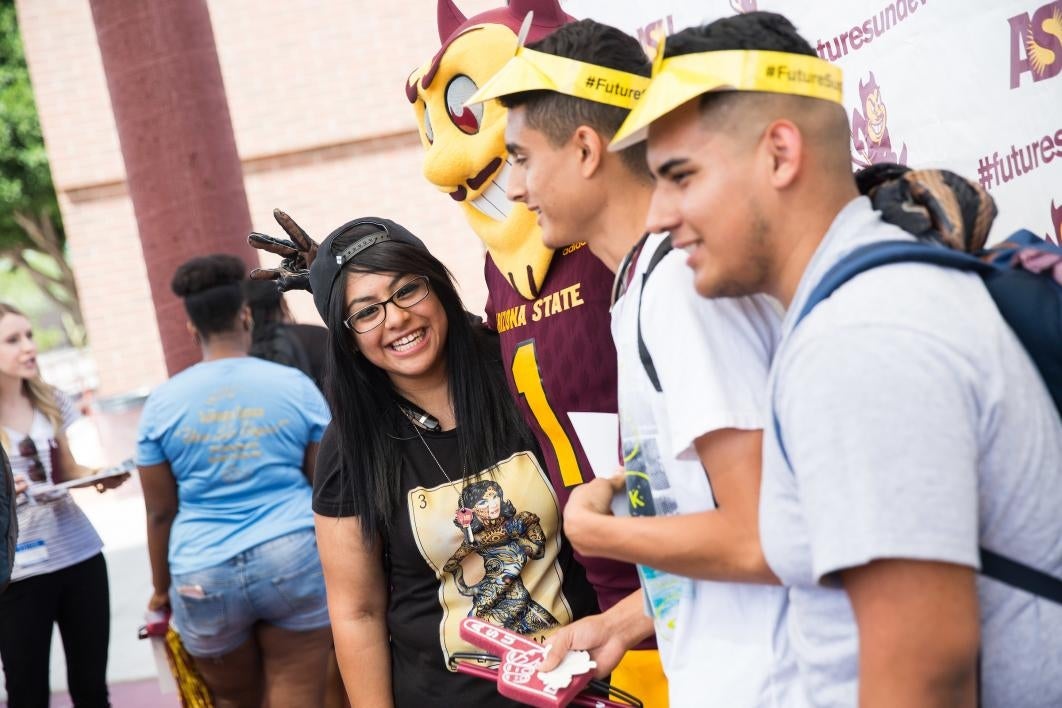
[
  {"xmin": 18, "ymin": 436, "xmax": 46, "ymax": 483},
  {"xmin": 343, "ymin": 276, "xmax": 431, "ymax": 333}
]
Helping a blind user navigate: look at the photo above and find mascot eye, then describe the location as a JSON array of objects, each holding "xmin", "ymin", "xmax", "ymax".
[
  {"xmin": 445, "ymin": 75, "xmax": 483, "ymax": 135},
  {"xmin": 422, "ymin": 105, "xmax": 434, "ymax": 144}
]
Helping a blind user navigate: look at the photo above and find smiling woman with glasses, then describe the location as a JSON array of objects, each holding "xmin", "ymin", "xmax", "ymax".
[
  {"xmin": 0, "ymin": 301, "xmax": 130, "ymax": 708},
  {"xmin": 343, "ymin": 275, "xmax": 430, "ymax": 333},
  {"xmin": 249, "ymin": 215, "xmax": 598, "ymax": 707}
]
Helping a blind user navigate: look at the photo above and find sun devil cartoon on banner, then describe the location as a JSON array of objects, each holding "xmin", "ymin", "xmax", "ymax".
[{"xmin": 850, "ymin": 71, "xmax": 909, "ymax": 169}]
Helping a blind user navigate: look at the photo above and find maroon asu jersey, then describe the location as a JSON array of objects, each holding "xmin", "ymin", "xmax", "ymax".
[{"xmin": 485, "ymin": 242, "xmax": 640, "ymax": 613}]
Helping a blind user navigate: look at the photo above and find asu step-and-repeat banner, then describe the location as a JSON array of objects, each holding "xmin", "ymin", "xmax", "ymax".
[{"xmin": 564, "ymin": 0, "xmax": 1062, "ymax": 245}]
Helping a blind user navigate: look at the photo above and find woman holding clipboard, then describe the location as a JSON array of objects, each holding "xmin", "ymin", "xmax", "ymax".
[{"xmin": 0, "ymin": 301, "xmax": 129, "ymax": 707}]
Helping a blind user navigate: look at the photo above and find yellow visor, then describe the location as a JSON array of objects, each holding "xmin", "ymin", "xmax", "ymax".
[
  {"xmin": 466, "ymin": 46, "xmax": 651, "ymax": 110},
  {"xmin": 610, "ymin": 49, "xmax": 843, "ymax": 151}
]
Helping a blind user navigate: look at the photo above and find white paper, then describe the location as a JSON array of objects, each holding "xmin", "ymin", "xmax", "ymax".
[
  {"xmin": 537, "ymin": 649, "xmax": 596, "ymax": 691},
  {"xmin": 567, "ymin": 412, "xmax": 628, "ymax": 517}
]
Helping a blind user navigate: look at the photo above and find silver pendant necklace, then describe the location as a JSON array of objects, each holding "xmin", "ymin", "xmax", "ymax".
[{"xmin": 404, "ymin": 409, "xmax": 477, "ymax": 545}]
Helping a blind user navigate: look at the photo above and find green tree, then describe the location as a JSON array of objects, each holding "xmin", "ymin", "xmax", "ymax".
[{"xmin": 0, "ymin": 0, "xmax": 83, "ymax": 339}]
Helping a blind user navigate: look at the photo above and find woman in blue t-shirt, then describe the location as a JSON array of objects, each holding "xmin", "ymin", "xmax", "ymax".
[{"xmin": 137, "ymin": 255, "xmax": 332, "ymax": 708}]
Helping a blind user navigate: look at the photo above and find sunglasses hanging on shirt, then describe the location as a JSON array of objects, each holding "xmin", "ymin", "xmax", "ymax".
[{"xmin": 18, "ymin": 437, "xmax": 47, "ymax": 483}]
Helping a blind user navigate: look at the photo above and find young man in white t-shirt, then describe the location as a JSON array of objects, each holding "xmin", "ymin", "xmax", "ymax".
[
  {"xmin": 613, "ymin": 11, "xmax": 1062, "ymax": 707},
  {"xmin": 468, "ymin": 19, "xmax": 796, "ymax": 707}
]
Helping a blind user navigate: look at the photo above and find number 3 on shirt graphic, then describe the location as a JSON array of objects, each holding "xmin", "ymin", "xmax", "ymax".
[{"xmin": 511, "ymin": 340, "xmax": 584, "ymax": 488}]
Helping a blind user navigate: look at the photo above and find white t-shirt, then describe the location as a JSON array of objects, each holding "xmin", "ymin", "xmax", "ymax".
[
  {"xmin": 761, "ymin": 197, "xmax": 1062, "ymax": 707},
  {"xmin": 5, "ymin": 390, "xmax": 103, "ymax": 582},
  {"xmin": 611, "ymin": 232, "xmax": 799, "ymax": 707}
]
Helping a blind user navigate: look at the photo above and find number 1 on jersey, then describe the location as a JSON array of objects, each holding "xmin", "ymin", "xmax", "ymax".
[{"xmin": 511, "ymin": 340, "xmax": 583, "ymax": 487}]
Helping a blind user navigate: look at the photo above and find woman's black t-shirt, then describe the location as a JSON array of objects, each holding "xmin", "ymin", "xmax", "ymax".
[{"xmin": 313, "ymin": 409, "xmax": 598, "ymax": 707}]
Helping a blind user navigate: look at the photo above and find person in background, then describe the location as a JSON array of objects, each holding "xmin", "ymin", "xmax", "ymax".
[
  {"xmin": 0, "ymin": 301, "xmax": 128, "ymax": 708},
  {"xmin": 244, "ymin": 278, "xmax": 328, "ymax": 390},
  {"xmin": 138, "ymin": 255, "xmax": 332, "ymax": 708}
]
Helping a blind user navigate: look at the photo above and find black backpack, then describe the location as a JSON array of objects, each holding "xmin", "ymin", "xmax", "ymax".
[
  {"xmin": 774, "ymin": 229, "xmax": 1062, "ymax": 604},
  {"xmin": 249, "ymin": 323, "xmax": 314, "ymax": 381},
  {"xmin": 0, "ymin": 446, "xmax": 17, "ymax": 592}
]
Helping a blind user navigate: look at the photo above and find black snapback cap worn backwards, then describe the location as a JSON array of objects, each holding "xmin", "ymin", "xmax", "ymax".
[{"xmin": 308, "ymin": 217, "xmax": 427, "ymax": 321}]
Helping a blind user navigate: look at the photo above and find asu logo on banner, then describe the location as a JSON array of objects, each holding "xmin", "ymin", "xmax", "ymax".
[
  {"xmin": 850, "ymin": 71, "xmax": 909, "ymax": 169},
  {"xmin": 635, "ymin": 15, "xmax": 674, "ymax": 51},
  {"xmin": 634, "ymin": 1, "xmax": 757, "ymax": 53},
  {"xmin": 1009, "ymin": 1, "xmax": 1062, "ymax": 88}
]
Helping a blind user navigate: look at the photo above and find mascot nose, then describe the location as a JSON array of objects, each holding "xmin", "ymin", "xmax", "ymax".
[{"xmin": 423, "ymin": 139, "xmax": 474, "ymax": 191}]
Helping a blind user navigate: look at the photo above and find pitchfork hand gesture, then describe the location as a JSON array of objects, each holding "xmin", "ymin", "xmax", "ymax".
[{"xmin": 247, "ymin": 208, "xmax": 320, "ymax": 292}]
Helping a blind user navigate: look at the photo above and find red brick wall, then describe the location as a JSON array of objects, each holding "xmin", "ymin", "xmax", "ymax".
[{"xmin": 17, "ymin": 0, "xmax": 496, "ymax": 395}]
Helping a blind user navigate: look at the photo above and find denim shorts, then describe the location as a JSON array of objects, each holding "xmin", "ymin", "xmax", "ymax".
[{"xmin": 169, "ymin": 528, "xmax": 330, "ymax": 658}]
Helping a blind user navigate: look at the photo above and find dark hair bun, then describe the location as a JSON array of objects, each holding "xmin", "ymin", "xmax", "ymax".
[{"xmin": 171, "ymin": 254, "xmax": 247, "ymax": 297}]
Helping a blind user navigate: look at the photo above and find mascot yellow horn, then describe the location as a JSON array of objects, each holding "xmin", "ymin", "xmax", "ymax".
[{"xmin": 405, "ymin": 0, "xmax": 572, "ymax": 300}]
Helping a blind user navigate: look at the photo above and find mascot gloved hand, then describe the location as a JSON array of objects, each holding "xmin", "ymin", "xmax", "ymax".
[{"xmin": 248, "ymin": 208, "xmax": 320, "ymax": 292}]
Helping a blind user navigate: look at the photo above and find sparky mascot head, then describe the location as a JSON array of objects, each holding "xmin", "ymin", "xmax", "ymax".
[
  {"xmin": 406, "ymin": 0, "xmax": 572, "ymax": 300},
  {"xmin": 858, "ymin": 72, "xmax": 887, "ymax": 146}
]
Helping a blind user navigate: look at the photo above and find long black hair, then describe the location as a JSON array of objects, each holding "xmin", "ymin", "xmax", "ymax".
[{"xmin": 323, "ymin": 224, "xmax": 531, "ymax": 541}]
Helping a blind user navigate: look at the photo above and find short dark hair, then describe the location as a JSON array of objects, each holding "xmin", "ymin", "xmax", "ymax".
[
  {"xmin": 664, "ymin": 12, "xmax": 850, "ymax": 168},
  {"xmin": 664, "ymin": 11, "xmax": 816, "ymax": 59},
  {"xmin": 499, "ymin": 19, "xmax": 651, "ymax": 177},
  {"xmin": 170, "ymin": 254, "xmax": 246, "ymax": 336}
]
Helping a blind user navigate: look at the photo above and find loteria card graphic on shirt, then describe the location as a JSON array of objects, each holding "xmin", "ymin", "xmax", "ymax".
[{"xmin": 407, "ymin": 451, "xmax": 574, "ymax": 667}]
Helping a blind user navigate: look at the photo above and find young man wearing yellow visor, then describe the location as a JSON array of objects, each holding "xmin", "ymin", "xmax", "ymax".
[
  {"xmin": 468, "ymin": 17, "xmax": 795, "ymax": 708},
  {"xmin": 616, "ymin": 11, "xmax": 1062, "ymax": 708}
]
